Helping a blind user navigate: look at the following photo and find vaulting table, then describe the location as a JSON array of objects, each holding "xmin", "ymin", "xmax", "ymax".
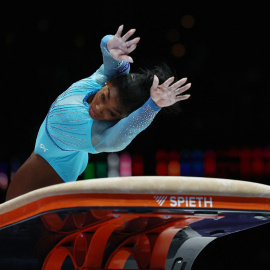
[{"xmin": 1, "ymin": 176, "xmax": 270, "ymax": 270}]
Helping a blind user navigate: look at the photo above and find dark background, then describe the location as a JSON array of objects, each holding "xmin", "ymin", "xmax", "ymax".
[
  {"xmin": 1, "ymin": 1, "xmax": 270, "ymax": 269},
  {"xmin": 1, "ymin": 1, "xmax": 269, "ymax": 159}
]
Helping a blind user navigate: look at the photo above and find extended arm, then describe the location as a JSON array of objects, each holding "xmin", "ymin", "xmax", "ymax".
[{"xmin": 93, "ymin": 76, "xmax": 191, "ymax": 152}]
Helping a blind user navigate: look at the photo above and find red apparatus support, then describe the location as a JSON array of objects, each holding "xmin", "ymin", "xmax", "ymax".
[{"xmin": 41, "ymin": 210, "xmax": 219, "ymax": 270}]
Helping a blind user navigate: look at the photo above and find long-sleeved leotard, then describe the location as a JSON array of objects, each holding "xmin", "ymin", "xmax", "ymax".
[{"xmin": 34, "ymin": 35, "xmax": 161, "ymax": 182}]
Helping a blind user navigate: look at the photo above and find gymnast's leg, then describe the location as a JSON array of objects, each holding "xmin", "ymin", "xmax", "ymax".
[{"xmin": 5, "ymin": 152, "xmax": 64, "ymax": 201}]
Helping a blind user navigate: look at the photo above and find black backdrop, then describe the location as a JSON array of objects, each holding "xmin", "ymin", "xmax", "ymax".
[{"xmin": 1, "ymin": 1, "xmax": 270, "ymax": 159}]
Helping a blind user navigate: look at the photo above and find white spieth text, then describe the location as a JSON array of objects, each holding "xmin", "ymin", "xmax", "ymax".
[{"xmin": 170, "ymin": 196, "xmax": 213, "ymax": 208}]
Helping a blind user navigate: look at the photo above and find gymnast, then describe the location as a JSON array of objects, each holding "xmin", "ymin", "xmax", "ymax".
[{"xmin": 5, "ymin": 25, "xmax": 191, "ymax": 201}]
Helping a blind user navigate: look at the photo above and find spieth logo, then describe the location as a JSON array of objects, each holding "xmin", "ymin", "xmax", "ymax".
[
  {"xmin": 154, "ymin": 196, "xmax": 168, "ymax": 206},
  {"xmin": 154, "ymin": 195, "xmax": 213, "ymax": 208}
]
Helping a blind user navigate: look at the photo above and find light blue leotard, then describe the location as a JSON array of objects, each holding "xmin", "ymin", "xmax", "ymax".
[{"xmin": 34, "ymin": 35, "xmax": 161, "ymax": 182}]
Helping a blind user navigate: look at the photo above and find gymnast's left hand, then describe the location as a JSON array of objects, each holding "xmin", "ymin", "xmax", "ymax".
[
  {"xmin": 107, "ymin": 25, "xmax": 140, "ymax": 63},
  {"xmin": 150, "ymin": 76, "xmax": 191, "ymax": 107}
]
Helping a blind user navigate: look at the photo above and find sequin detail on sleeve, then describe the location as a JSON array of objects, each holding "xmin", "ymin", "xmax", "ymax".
[
  {"xmin": 46, "ymin": 105, "xmax": 91, "ymax": 151},
  {"xmin": 45, "ymin": 78, "xmax": 101, "ymax": 153}
]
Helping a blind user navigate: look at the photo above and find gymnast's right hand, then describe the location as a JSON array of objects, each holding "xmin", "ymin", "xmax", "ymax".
[{"xmin": 107, "ymin": 25, "xmax": 140, "ymax": 63}]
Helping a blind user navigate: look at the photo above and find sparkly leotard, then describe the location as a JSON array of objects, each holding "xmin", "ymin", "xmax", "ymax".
[{"xmin": 34, "ymin": 35, "xmax": 161, "ymax": 182}]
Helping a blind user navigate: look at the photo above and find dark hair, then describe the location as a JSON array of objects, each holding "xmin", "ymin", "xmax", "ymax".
[{"xmin": 110, "ymin": 63, "xmax": 182, "ymax": 115}]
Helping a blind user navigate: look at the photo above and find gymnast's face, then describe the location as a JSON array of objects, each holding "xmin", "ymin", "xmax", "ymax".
[{"xmin": 88, "ymin": 81, "xmax": 128, "ymax": 121}]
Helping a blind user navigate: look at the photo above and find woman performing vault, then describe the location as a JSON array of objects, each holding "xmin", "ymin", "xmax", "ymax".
[{"xmin": 6, "ymin": 25, "xmax": 191, "ymax": 201}]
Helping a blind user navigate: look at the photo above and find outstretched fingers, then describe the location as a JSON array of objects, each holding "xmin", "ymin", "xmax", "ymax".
[
  {"xmin": 162, "ymin": 76, "xmax": 175, "ymax": 88},
  {"xmin": 175, "ymin": 94, "xmax": 191, "ymax": 101},
  {"xmin": 161, "ymin": 77, "xmax": 191, "ymax": 91},
  {"xmin": 115, "ymin": 25, "xmax": 124, "ymax": 38},
  {"xmin": 174, "ymin": 82, "xmax": 192, "ymax": 95},
  {"xmin": 122, "ymin": 28, "xmax": 136, "ymax": 42},
  {"xmin": 116, "ymin": 25, "xmax": 137, "ymax": 41},
  {"xmin": 126, "ymin": 37, "xmax": 140, "ymax": 51},
  {"xmin": 150, "ymin": 75, "xmax": 191, "ymax": 107},
  {"xmin": 169, "ymin": 77, "xmax": 187, "ymax": 89},
  {"xmin": 165, "ymin": 77, "xmax": 191, "ymax": 102}
]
